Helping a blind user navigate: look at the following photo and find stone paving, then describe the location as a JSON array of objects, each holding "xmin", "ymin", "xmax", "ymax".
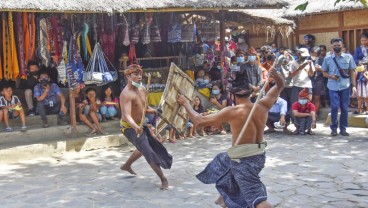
[{"xmin": 0, "ymin": 123, "xmax": 368, "ymax": 208}]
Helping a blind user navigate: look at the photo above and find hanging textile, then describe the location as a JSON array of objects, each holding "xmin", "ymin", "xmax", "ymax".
[
  {"xmin": 2, "ymin": 12, "xmax": 19, "ymax": 80},
  {"xmin": 99, "ymin": 14, "xmax": 116, "ymax": 63},
  {"xmin": 39, "ymin": 18, "xmax": 50, "ymax": 67},
  {"xmin": 150, "ymin": 16, "xmax": 162, "ymax": 43},
  {"xmin": 81, "ymin": 23, "xmax": 89, "ymax": 61},
  {"xmin": 122, "ymin": 15, "xmax": 130, "ymax": 46},
  {"xmin": 141, "ymin": 23, "xmax": 150, "ymax": 45},
  {"xmin": 23, "ymin": 13, "xmax": 36, "ymax": 63},
  {"xmin": 129, "ymin": 43, "xmax": 138, "ymax": 65},
  {"xmin": 67, "ymin": 32, "xmax": 85, "ymax": 87},
  {"xmin": 167, "ymin": 14, "xmax": 181, "ymax": 43},
  {"xmin": 181, "ymin": 23, "xmax": 195, "ymax": 43},
  {"xmin": 57, "ymin": 41, "xmax": 68, "ymax": 85},
  {"xmin": 50, "ymin": 16, "xmax": 62, "ymax": 64},
  {"xmin": 15, "ymin": 13, "xmax": 27, "ymax": 79}
]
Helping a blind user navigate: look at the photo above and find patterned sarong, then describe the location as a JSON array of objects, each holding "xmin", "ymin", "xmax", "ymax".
[
  {"xmin": 121, "ymin": 121, "xmax": 173, "ymax": 169},
  {"xmin": 197, "ymin": 152, "xmax": 267, "ymax": 208}
]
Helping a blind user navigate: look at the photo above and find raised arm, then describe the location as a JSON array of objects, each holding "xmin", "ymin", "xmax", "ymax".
[
  {"xmin": 259, "ymin": 68, "xmax": 285, "ymax": 109},
  {"xmin": 178, "ymin": 95, "xmax": 232, "ymax": 128}
]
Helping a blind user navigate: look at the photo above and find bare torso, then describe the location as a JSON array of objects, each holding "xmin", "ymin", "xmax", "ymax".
[
  {"xmin": 226, "ymin": 100, "xmax": 268, "ymax": 146},
  {"xmin": 120, "ymin": 85, "xmax": 146, "ymax": 126}
]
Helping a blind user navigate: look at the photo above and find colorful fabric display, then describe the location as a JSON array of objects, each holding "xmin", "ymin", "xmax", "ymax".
[{"xmin": 2, "ymin": 12, "xmax": 20, "ymax": 80}]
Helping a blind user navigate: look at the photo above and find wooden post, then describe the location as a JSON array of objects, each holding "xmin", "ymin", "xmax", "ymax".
[
  {"xmin": 69, "ymin": 88, "xmax": 78, "ymax": 137},
  {"xmin": 219, "ymin": 10, "xmax": 226, "ymax": 53}
]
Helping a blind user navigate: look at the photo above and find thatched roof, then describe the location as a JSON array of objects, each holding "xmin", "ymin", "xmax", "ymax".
[
  {"xmin": 283, "ymin": 0, "xmax": 365, "ymax": 17},
  {"xmin": 0, "ymin": 0, "xmax": 288, "ymax": 13},
  {"xmin": 231, "ymin": 9, "xmax": 294, "ymax": 25}
]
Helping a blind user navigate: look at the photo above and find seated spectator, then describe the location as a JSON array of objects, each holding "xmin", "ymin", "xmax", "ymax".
[
  {"xmin": 145, "ymin": 113, "xmax": 165, "ymax": 143},
  {"xmin": 292, "ymin": 89, "xmax": 317, "ymax": 135},
  {"xmin": 100, "ymin": 85, "xmax": 119, "ymax": 121},
  {"xmin": 74, "ymin": 87, "xmax": 99, "ymax": 135},
  {"xmin": 83, "ymin": 88, "xmax": 106, "ymax": 134},
  {"xmin": 264, "ymin": 96, "xmax": 291, "ymax": 134},
  {"xmin": 195, "ymin": 69, "xmax": 207, "ymax": 88},
  {"xmin": 0, "ymin": 84, "xmax": 27, "ymax": 132},
  {"xmin": 20, "ymin": 60, "xmax": 39, "ymax": 116},
  {"xmin": 186, "ymin": 96, "xmax": 206, "ymax": 137},
  {"xmin": 205, "ymin": 84, "xmax": 227, "ymax": 135},
  {"xmin": 34, "ymin": 70, "xmax": 67, "ymax": 128}
]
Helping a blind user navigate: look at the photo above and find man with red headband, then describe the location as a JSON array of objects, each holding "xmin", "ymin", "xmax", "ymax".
[
  {"xmin": 291, "ymin": 89, "xmax": 317, "ymax": 135},
  {"xmin": 119, "ymin": 64, "xmax": 172, "ymax": 190}
]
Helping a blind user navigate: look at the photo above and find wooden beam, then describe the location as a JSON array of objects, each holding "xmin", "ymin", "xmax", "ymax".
[{"xmin": 338, "ymin": 11, "xmax": 343, "ymax": 38}]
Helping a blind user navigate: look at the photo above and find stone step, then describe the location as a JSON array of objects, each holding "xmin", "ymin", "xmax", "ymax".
[
  {"xmin": 0, "ymin": 120, "xmax": 124, "ymax": 150},
  {"xmin": 326, "ymin": 112, "xmax": 368, "ymax": 128}
]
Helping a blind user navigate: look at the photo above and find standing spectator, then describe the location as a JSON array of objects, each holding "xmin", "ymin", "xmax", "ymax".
[
  {"xmin": 100, "ymin": 85, "xmax": 119, "ymax": 121},
  {"xmin": 20, "ymin": 60, "xmax": 39, "ymax": 116},
  {"xmin": 0, "ymin": 84, "xmax": 27, "ymax": 132},
  {"xmin": 187, "ymin": 96, "xmax": 206, "ymax": 137},
  {"xmin": 270, "ymin": 43, "xmax": 278, "ymax": 53},
  {"xmin": 264, "ymin": 96, "xmax": 291, "ymax": 134},
  {"xmin": 302, "ymin": 34, "xmax": 315, "ymax": 51},
  {"xmin": 34, "ymin": 70, "xmax": 68, "ymax": 128},
  {"xmin": 289, "ymin": 48, "xmax": 315, "ymax": 104},
  {"xmin": 353, "ymin": 33, "xmax": 368, "ymax": 65},
  {"xmin": 83, "ymin": 88, "xmax": 106, "ymax": 134},
  {"xmin": 292, "ymin": 89, "xmax": 317, "ymax": 135},
  {"xmin": 275, "ymin": 49, "xmax": 294, "ymax": 112},
  {"xmin": 311, "ymin": 46, "xmax": 327, "ymax": 118},
  {"xmin": 355, "ymin": 67, "xmax": 368, "ymax": 114},
  {"xmin": 322, "ymin": 38, "xmax": 357, "ymax": 136},
  {"xmin": 240, "ymin": 47, "xmax": 263, "ymax": 103}
]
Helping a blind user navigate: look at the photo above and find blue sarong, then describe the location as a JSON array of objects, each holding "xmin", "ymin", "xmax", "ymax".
[{"xmin": 196, "ymin": 152, "xmax": 267, "ymax": 208}]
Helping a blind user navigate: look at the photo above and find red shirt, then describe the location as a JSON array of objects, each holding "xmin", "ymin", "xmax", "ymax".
[{"xmin": 292, "ymin": 101, "xmax": 316, "ymax": 113}]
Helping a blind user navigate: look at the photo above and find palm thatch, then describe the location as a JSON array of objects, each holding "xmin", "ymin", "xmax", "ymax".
[
  {"xmin": 283, "ymin": 0, "xmax": 365, "ymax": 17},
  {"xmin": 0, "ymin": 0, "xmax": 288, "ymax": 13}
]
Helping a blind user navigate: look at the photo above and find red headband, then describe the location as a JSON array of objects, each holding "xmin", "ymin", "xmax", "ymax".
[{"xmin": 124, "ymin": 64, "xmax": 143, "ymax": 75}]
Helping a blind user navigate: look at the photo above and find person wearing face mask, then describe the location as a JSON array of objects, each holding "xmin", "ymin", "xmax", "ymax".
[
  {"xmin": 239, "ymin": 47, "xmax": 263, "ymax": 103},
  {"xmin": 292, "ymin": 89, "xmax": 316, "ymax": 135},
  {"xmin": 33, "ymin": 70, "xmax": 68, "ymax": 128},
  {"xmin": 310, "ymin": 46, "xmax": 327, "ymax": 119},
  {"xmin": 289, "ymin": 48, "xmax": 315, "ymax": 105},
  {"xmin": 236, "ymin": 34, "xmax": 249, "ymax": 52},
  {"xmin": 19, "ymin": 60, "xmax": 40, "ymax": 116},
  {"xmin": 119, "ymin": 64, "xmax": 172, "ymax": 191},
  {"xmin": 322, "ymin": 38, "xmax": 357, "ymax": 136},
  {"xmin": 207, "ymin": 84, "xmax": 227, "ymax": 135}
]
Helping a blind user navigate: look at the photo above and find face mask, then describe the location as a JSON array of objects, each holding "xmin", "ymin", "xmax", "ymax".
[
  {"xmin": 237, "ymin": 57, "xmax": 245, "ymax": 63},
  {"xmin": 248, "ymin": 56, "xmax": 256, "ymax": 62},
  {"xmin": 293, "ymin": 55, "xmax": 299, "ymax": 60},
  {"xmin": 29, "ymin": 71, "xmax": 38, "ymax": 76},
  {"xmin": 298, "ymin": 99, "xmax": 308, "ymax": 105},
  {"xmin": 204, "ymin": 79, "xmax": 209, "ymax": 84},
  {"xmin": 132, "ymin": 80, "xmax": 142, "ymax": 88},
  {"xmin": 212, "ymin": 89, "xmax": 220, "ymax": 95},
  {"xmin": 271, "ymin": 48, "xmax": 277, "ymax": 53},
  {"xmin": 333, "ymin": 47, "xmax": 342, "ymax": 53},
  {"xmin": 40, "ymin": 79, "xmax": 49, "ymax": 86}
]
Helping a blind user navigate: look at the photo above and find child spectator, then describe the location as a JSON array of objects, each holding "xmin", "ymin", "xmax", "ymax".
[
  {"xmin": 292, "ymin": 89, "xmax": 317, "ymax": 135},
  {"xmin": 100, "ymin": 85, "xmax": 119, "ymax": 121},
  {"xmin": 186, "ymin": 96, "xmax": 206, "ymax": 137},
  {"xmin": 355, "ymin": 66, "xmax": 368, "ymax": 114},
  {"xmin": 0, "ymin": 84, "xmax": 27, "ymax": 132},
  {"xmin": 83, "ymin": 88, "xmax": 106, "ymax": 134},
  {"xmin": 74, "ymin": 87, "xmax": 99, "ymax": 135}
]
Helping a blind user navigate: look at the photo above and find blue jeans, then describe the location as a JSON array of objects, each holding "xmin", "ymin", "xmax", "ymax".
[
  {"xmin": 99, "ymin": 106, "xmax": 117, "ymax": 118},
  {"xmin": 329, "ymin": 88, "xmax": 350, "ymax": 132}
]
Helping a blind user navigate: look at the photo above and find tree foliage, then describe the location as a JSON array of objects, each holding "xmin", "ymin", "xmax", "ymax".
[{"xmin": 296, "ymin": 0, "xmax": 368, "ymax": 11}]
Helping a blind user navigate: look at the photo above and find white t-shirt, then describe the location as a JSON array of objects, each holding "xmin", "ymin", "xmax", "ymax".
[{"xmin": 290, "ymin": 60, "xmax": 315, "ymax": 88}]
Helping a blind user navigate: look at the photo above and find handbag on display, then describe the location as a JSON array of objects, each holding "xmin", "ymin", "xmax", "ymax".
[
  {"xmin": 83, "ymin": 43, "xmax": 117, "ymax": 85},
  {"xmin": 67, "ymin": 33, "xmax": 85, "ymax": 89}
]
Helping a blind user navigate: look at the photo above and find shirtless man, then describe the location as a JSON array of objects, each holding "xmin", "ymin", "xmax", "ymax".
[
  {"xmin": 178, "ymin": 67, "xmax": 284, "ymax": 208},
  {"xmin": 119, "ymin": 64, "xmax": 172, "ymax": 190}
]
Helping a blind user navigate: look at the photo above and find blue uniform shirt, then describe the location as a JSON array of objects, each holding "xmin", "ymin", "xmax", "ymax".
[
  {"xmin": 322, "ymin": 53, "xmax": 356, "ymax": 91},
  {"xmin": 269, "ymin": 97, "xmax": 288, "ymax": 115},
  {"xmin": 34, "ymin": 83, "xmax": 62, "ymax": 106}
]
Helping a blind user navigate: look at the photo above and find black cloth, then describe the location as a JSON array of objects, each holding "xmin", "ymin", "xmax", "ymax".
[
  {"xmin": 239, "ymin": 62, "xmax": 263, "ymax": 87},
  {"xmin": 37, "ymin": 100, "xmax": 62, "ymax": 122},
  {"xmin": 123, "ymin": 126, "xmax": 173, "ymax": 169},
  {"xmin": 20, "ymin": 75, "xmax": 39, "ymax": 90}
]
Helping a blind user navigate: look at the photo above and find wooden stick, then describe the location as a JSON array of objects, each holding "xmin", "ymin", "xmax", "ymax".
[
  {"xmin": 234, "ymin": 78, "xmax": 270, "ymax": 146},
  {"xmin": 137, "ymin": 73, "xmax": 151, "ymax": 137}
]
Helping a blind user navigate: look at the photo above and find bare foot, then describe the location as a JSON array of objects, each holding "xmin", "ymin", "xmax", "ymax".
[
  {"xmin": 160, "ymin": 178, "xmax": 169, "ymax": 190},
  {"xmin": 120, "ymin": 164, "xmax": 137, "ymax": 175},
  {"xmin": 215, "ymin": 196, "xmax": 226, "ymax": 208}
]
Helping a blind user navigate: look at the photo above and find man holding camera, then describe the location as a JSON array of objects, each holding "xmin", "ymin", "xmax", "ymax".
[{"xmin": 322, "ymin": 38, "xmax": 357, "ymax": 136}]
